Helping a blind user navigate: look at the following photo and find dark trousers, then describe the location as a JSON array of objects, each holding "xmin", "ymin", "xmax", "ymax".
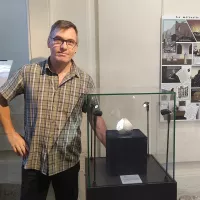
[{"xmin": 20, "ymin": 162, "xmax": 80, "ymax": 200}]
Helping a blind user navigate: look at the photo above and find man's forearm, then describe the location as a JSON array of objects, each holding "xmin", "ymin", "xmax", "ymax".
[
  {"xmin": 0, "ymin": 95, "xmax": 15, "ymax": 135},
  {"xmin": 95, "ymin": 116, "xmax": 107, "ymax": 147}
]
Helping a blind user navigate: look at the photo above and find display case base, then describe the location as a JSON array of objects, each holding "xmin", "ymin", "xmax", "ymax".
[{"xmin": 85, "ymin": 155, "xmax": 177, "ymax": 200}]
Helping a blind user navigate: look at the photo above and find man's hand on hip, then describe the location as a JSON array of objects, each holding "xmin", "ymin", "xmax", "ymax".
[{"xmin": 6, "ymin": 132, "xmax": 29, "ymax": 157}]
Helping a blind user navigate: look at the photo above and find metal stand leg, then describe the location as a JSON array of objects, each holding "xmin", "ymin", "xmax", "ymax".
[
  {"xmin": 147, "ymin": 107, "xmax": 149, "ymax": 155},
  {"xmin": 166, "ymin": 114, "xmax": 170, "ymax": 175},
  {"xmin": 93, "ymin": 115, "xmax": 97, "ymax": 186},
  {"xmin": 90, "ymin": 106, "xmax": 94, "ymax": 160}
]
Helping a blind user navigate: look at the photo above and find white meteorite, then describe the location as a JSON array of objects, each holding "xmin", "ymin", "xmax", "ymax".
[{"xmin": 116, "ymin": 118, "xmax": 133, "ymax": 133}]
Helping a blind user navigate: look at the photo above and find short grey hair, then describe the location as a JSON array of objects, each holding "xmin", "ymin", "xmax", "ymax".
[{"xmin": 48, "ymin": 20, "xmax": 78, "ymax": 43}]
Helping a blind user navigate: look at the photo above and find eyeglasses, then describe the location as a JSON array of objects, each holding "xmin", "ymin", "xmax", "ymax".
[{"xmin": 51, "ymin": 37, "xmax": 77, "ymax": 49}]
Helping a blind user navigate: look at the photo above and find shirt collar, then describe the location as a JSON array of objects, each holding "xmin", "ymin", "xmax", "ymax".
[
  {"xmin": 41, "ymin": 57, "xmax": 80, "ymax": 78},
  {"xmin": 70, "ymin": 60, "xmax": 80, "ymax": 78}
]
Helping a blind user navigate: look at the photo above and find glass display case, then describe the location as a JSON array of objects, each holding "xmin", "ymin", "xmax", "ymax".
[{"xmin": 85, "ymin": 88, "xmax": 177, "ymax": 200}]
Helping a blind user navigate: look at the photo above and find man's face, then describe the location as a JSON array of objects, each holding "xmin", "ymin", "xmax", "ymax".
[{"xmin": 48, "ymin": 28, "xmax": 78, "ymax": 64}]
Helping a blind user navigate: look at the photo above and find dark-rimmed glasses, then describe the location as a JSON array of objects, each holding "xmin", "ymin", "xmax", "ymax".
[{"xmin": 51, "ymin": 37, "xmax": 77, "ymax": 49}]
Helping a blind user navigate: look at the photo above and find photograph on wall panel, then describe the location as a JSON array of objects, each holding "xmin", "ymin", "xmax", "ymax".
[
  {"xmin": 187, "ymin": 20, "xmax": 200, "ymax": 42},
  {"xmin": 191, "ymin": 65, "xmax": 200, "ymax": 120},
  {"xmin": 193, "ymin": 43, "xmax": 200, "ymax": 65},
  {"xmin": 162, "ymin": 19, "xmax": 176, "ymax": 53},
  {"xmin": 191, "ymin": 65, "xmax": 200, "ymax": 87},
  {"xmin": 161, "ymin": 82, "xmax": 193, "ymax": 121},
  {"xmin": 162, "ymin": 65, "xmax": 191, "ymax": 84},
  {"xmin": 175, "ymin": 20, "xmax": 196, "ymax": 42},
  {"xmin": 161, "ymin": 82, "xmax": 191, "ymax": 102},
  {"xmin": 162, "ymin": 42, "xmax": 192, "ymax": 65}
]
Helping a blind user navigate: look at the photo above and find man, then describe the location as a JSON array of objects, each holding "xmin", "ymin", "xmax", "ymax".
[{"xmin": 0, "ymin": 20, "xmax": 107, "ymax": 200}]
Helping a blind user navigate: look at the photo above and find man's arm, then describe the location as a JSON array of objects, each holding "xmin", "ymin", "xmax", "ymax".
[
  {"xmin": 0, "ymin": 94, "xmax": 28, "ymax": 157},
  {"xmin": 95, "ymin": 116, "xmax": 107, "ymax": 147},
  {"xmin": 85, "ymin": 76, "xmax": 107, "ymax": 147},
  {"xmin": 88, "ymin": 113, "xmax": 107, "ymax": 147},
  {"xmin": 0, "ymin": 94, "xmax": 15, "ymax": 134}
]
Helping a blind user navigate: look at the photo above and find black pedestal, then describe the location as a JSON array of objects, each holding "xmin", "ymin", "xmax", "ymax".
[
  {"xmin": 85, "ymin": 156, "xmax": 177, "ymax": 200},
  {"xmin": 106, "ymin": 129, "xmax": 147, "ymax": 175}
]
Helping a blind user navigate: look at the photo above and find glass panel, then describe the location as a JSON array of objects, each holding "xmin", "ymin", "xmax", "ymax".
[{"xmin": 86, "ymin": 90, "xmax": 175, "ymax": 188}]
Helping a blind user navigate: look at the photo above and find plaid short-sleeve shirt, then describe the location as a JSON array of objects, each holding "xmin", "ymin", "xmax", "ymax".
[{"xmin": 0, "ymin": 59, "xmax": 94, "ymax": 175}]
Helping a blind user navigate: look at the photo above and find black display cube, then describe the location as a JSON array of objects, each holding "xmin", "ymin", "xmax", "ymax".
[
  {"xmin": 106, "ymin": 129, "xmax": 147, "ymax": 175},
  {"xmin": 85, "ymin": 156, "xmax": 177, "ymax": 200}
]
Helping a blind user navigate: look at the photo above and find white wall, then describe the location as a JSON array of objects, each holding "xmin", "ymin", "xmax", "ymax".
[
  {"xmin": 28, "ymin": 0, "xmax": 50, "ymax": 60},
  {"xmin": 98, "ymin": 0, "xmax": 162, "ymax": 88}
]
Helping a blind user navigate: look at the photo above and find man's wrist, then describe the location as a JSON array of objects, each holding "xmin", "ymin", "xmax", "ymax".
[{"xmin": 5, "ymin": 129, "xmax": 16, "ymax": 136}]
